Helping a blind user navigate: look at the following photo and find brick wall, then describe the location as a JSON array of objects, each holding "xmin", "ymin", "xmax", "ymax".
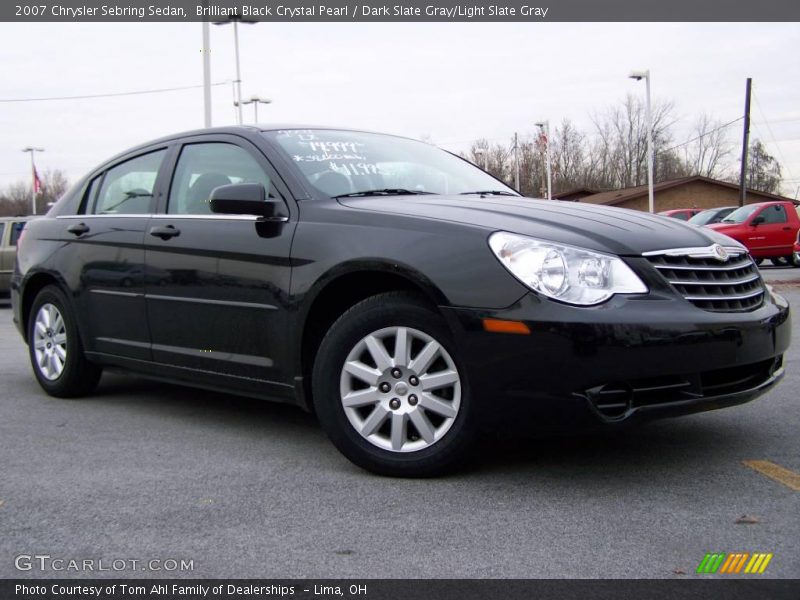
[{"xmin": 617, "ymin": 181, "xmax": 765, "ymax": 212}]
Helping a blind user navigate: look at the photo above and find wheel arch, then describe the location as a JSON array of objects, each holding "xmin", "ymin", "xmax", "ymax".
[{"xmin": 297, "ymin": 261, "xmax": 451, "ymax": 411}]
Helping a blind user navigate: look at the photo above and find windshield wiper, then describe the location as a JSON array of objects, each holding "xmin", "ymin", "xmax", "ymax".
[
  {"xmin": 459, "ymin": 190, "xmax": 518, "ymax": 197},
  {"xmin": 332, "ymin": 188, "xmax": 434, "ymax": 199}
]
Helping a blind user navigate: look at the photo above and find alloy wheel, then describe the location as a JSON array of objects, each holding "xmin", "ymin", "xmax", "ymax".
[
  {"xmin": 339, "ymin": 326, "xmax": 461, "ymax": 453},
  {"xmin": 32, "ymin": 303, "xmax": 68, "ymax": 381}
]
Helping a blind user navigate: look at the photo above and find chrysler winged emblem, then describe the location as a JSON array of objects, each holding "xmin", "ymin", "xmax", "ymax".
[{"xmin": 711, "ymin": 244, "xmax": 729, "ymax": 262}]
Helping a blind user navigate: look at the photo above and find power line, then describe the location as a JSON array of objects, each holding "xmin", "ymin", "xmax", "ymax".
[
  {"xmin": 660, "ymin": 116, "xmax": 743, "ymax": 155},
  {"xmin": 752, "ymin": 91, "xmax": 797, "ymax": 184},
  {"xmin": 0, "ymin": 82, "xmax": 230, "ymax": 103}
]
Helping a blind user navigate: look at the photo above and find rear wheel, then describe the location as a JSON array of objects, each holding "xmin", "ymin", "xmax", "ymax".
[
  {"xmin": 770, "ymin": 256, "xmax": 790, "ymax": 267},
  {"xmin": 312, "ymin": 292, "xmax": 475, "ymax": 476},
  {"xmin": 28, "ymin": 285, "xmax": 102, "ymax": 398}
]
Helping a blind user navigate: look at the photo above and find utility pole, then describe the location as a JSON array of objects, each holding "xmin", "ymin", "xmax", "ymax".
[
  {"xmin": 513, "ymin": 132, "xmax": 520, "ymax": 191},
  {"xmin": 22, "ymin": 147, "xmax": 44, "ymax": 215},
  {"xmin": 738, "ymin": 77, "xmax": 752, "ymax": 207}
]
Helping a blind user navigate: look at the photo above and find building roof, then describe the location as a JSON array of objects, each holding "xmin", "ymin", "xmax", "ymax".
[
  {"xmin": 552, "ymin": 187, "xmax": 598, "ymax": 200},
  {"xmin": 579, "ymin": 175, "xmax": 796, "ymax": 206}
]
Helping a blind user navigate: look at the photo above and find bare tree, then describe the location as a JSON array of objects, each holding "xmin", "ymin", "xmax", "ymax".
[
  {"xmin": 0, "ymin": 168, "xmax": 71, "ymax": 216},
  {"xmin": 551, "ymin": 119, "xmax": 586, "ymax": 192},
  {"xmin": 682, "ymin": 113, "xmax": 733, "ymax": 178}
]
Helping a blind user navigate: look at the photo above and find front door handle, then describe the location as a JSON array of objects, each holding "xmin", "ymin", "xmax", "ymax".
[
  {"xmin": 67, "ymin": 222, "xmax": 90, "ymax": 236},
  {"xmin": 149, "ymin": 225, "xmax": 180, "ymax": 240},
  {"xmin": 783, "ymin": 227, "xmax": 792, "ymax": 231}
]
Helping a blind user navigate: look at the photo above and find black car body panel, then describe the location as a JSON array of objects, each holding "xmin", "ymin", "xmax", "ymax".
[{"xmin": 11, "ymin": 125, "xmax": 791, "ymax": 426}]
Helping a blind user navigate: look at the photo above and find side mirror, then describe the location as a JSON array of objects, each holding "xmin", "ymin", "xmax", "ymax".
[
  {"xmin": 210, "ymin": 183, "xmax": 280, "ymax": 217},
  {"xmin": 751, "ymin": 215, "xmax": 765, "ymax": 226}
]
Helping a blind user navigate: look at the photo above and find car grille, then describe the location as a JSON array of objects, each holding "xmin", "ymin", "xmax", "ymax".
[{"xmin": 644, "ymin": 245, "xmax": 765, "ymax": 312}]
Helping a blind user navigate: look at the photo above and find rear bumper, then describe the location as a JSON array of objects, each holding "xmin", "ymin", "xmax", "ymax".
[{"xmin": 443, "ymin": 288, "xmax": 791, "ymax": 425}]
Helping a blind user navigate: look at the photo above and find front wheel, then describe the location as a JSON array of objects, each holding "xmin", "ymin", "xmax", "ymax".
[
  {"xmin": 28, "ymin": 285, "xmax": 102, "ymax": 398},
  {"xmin": 770, "ymin": 256, "xmax": 790, "ymax": 267},
  {"xmin": 312, "ymin": 292, "xmax": 475, "ymax": 477}
]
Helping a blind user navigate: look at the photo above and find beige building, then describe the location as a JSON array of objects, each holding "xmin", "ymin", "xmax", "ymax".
[{"xmin": 576, "ymin": 176, "xmax": 794, "ymax": 212}]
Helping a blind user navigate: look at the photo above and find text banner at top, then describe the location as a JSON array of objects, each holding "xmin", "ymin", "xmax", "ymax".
[{"xmin": 4, "ymin": 0, "xmax": 800, "ymax": 22}]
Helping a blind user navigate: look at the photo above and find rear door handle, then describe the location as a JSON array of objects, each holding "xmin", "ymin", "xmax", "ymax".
[
  {"xmin": 67, "ymin": 222, "xmax": 90, "ymax": 236},
  {"xmin": 149, "ymin": 225, "xmax": 180, "ymax": 240}
]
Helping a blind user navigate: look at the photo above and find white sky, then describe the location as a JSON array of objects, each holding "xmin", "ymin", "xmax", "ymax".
[{"xmin": 1, "ymin": 22, "xmax": 799, "ymax": 196}]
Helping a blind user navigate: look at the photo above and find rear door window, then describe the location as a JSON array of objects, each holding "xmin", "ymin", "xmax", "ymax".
[
  {"xmin": 92, "ymin": 150, "xmax": 166, "ymax": 215},
  {"xmin": 10, "ymin": 222, "xmax": 25, "ymax": 246}
]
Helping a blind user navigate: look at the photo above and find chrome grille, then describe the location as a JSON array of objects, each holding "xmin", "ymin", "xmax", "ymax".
[{"xmin": 644, "ymin": 245, "xmax": 765, "ymax": 312}]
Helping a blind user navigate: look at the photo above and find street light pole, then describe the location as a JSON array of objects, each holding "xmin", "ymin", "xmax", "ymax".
[
  {"xmin": 630, "ymin": 69, "xmax": 655, "ymax": 213},
  {"xmin": 475, "ymin": 148, "xmax": 487, "ymax": 171},
  {"xmin": 237, "ymin": 95, "xmax": 272, "ymax": 123},
  {"xmin": 22, "ymin": 147, "xmax": 44, "ymax": 215},
  {"xmin": 202, "ymin": 20, "xmax": 212, "ymax": 127},
  {"xmin": 535, "ymin": 121, "xmax": 552, "ymax": 200},
  {"xmin": 213, "ymin": 14, "xmax": 256, "ymax": 125}
]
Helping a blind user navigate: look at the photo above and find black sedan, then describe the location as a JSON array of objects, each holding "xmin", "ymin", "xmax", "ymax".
[{"xmin": 11, "ymin": 126, "xmax": 791, "ymax": 476}]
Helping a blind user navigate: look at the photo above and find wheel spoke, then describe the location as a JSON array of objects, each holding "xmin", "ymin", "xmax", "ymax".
[
  {"xmin": 54, "ymin": 345, "xmax": 67, "ymax": 361},
  {"xmin": 420, "ymin": 369, "xmax": 459, "ymax": 391},
  {"xmin": 53, "ymin": 313, "xmax": 65, "ymax": 334},
  {"xmin": 341, "ymin": 387, "xmax": 379, "ymax": 408},
  {"xmin": 364, "ymin": 334, "xmax": 392, "ymax": 371},
  {"xmin": 390, "ymin": 412, "xmax": 407, "ymax": 450},
  {"xmin": 343, "ymin": 360, "xmax": 381, "ymax": 386},
  {"xmin": 48, "ymin": 352, "xmax": 59, "ymax": 377},
  {"xmin": 409, "ymin": 340, "xmax": 440, "ymax": 374},
  {"xmin": 53, "ymin": 333, "xmax": 67, "ymax": 346},
  {"xmin": 393, "ymin": 327, "xmax": 410, "ymax": 367},
  {"xmin": 419, "ymin": 393, "xmax": 458, "ymax": 418},
  {"xmin": 47, "ymin": 305, "xmax": 57, "ymax": 328},
  {"xmin": 35, "ymin": 321, "xmax": 47, "ymax": 337},
  {"xmin": 409, "ymin": 409, "xmax": 436, "ymax": 443},
  {"xmin": 34, "ymin": 338, "xmax": 47, "ymax": 350},
  {"xmin": 361, "ymin": 405, "xmax": 389, "ymax": 436}
]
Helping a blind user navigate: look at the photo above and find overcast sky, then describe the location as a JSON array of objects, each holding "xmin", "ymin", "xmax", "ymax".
[{"xmin": 1, "ymin": 22, "xmax": 799, "ymax": 196}]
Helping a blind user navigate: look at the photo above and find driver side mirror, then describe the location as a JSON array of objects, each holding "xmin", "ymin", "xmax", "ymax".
[
  {"xmin": 751, "ymin": 215, "xmax": 765, "ymax": 226},
  {"xmin": 210, "ymin": 183, "xmax": 282, "ymax": 218}
]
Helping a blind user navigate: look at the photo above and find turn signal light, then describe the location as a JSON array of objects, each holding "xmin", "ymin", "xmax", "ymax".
[{"xmin": 482, "ymin": 318, "xmax": 531, "ymax": 335}]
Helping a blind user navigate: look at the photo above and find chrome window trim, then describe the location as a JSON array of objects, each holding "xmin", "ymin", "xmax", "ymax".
[{"xmin": 56, "ymin": 214, "xmax": 288, "ymax": 222}]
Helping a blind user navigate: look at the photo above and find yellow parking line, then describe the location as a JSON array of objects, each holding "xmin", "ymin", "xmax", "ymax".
[{"xmin": 743, "ymin": 460, "xmax": 800, "ymax": 491}]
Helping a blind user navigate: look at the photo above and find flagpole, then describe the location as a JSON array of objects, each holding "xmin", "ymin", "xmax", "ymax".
[{"xmin": 22, "ymin": 146, "xmax": 44, "ymax": 215}]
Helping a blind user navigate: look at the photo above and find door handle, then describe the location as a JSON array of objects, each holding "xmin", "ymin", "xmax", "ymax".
[
  {"xmin": 67, "ymin": 222, "xmax": 90, "ymax": 236},
  {"xmin": 149, "ymin": 225, "xmax": 180, "ymax": 240},
  {"xmin": 783, "ymin": 227, "xmax": 792, "ymax": 231}
]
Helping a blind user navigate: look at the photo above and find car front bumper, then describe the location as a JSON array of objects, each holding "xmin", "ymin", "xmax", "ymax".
[{"xmin": 442, "ymin": 288, "xmax": 791, "ymax": 425}]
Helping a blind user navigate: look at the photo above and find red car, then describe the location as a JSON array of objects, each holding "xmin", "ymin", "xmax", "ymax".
[
  {"xmin": 658, "ymin": 208, "xmax": 703, "ymax": 221},
  {"xmin": 706, "ymin": 201, "xmax": 800, "ymax": 267}
]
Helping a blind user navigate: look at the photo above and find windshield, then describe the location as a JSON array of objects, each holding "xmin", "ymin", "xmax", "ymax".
[
  {"xmin": 265, "ymin": 129, "xmax": 519, "ymax": 198},
  {"xmin": 721, "ymin": 205, "xmax": 758, "ymax": 224},
  {"xmin": 689, "ymin": 207, "xmax": 732, "ymax": 226}
]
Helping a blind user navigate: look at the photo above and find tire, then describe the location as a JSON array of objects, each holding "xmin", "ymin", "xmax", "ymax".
[
  {"xmin": 27, "ymin": 285, "xmax": 102, "ymax": 398},
  {"xmin": 792, "ymin": 253, "xmax": 800, "ymax": 268},
  {"xmin": 770, "ymin": 256, "xmax": 790, "ymax": 267},
  {"xmin": 753, "ymin": 257, "xmax": 764, "ymax": 266},
  {"xmin": 312, "ymin": 292, "xmax": 475, "ymax": 477}
]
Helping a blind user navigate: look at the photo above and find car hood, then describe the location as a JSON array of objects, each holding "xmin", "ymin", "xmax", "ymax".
[
  {"xmin": 706, "ymin": 222, "xmax": 742, "ymax": 232},
  {"xmin": 339, "ymin": 195, "xmax": 742, "ymax": 256}
]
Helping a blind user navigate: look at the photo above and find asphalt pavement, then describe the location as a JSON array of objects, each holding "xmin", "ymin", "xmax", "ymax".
[{"xmin": 1, "ymin": 267, "xmax": 799, "ymax": 579}]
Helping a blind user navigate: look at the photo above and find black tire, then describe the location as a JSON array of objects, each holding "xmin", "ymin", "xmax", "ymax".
[
  {"xmin": 770, "ymin": 256, "xmax": 790, "ymax": 267},
  {"xmin": 753, "ymin": 257, "xmax": 764, "ymax": 266},
  {"xmin": 312, "ymin": 292, "xmax": 475, "ymax": 477},
  {"xmin": 792, "ymin": 254, "xmax": 800, "ymax": 268},
  {"xmin": 27, "ymin": 285, "xmax": 102, "ymax": 398}
]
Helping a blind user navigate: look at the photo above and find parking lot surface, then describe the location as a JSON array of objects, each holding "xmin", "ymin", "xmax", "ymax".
[{"xmin": 1, "ymin": 268, "xmax": 799, "ymax": 579}]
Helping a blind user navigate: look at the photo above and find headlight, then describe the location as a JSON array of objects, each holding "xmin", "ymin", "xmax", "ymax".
[{"xmin": 488, "ymin": 231, "xmax": 648, "ymax": 306}]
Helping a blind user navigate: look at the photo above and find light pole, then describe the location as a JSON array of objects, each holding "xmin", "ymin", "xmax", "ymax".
[
  {"xmin": 201, "ymin": 19, "xmax": 211, "ymax": 127},
  {"xmin": 213, "ymin": 14, "xmax": 256, "ymax": 125},
  {"xmin": 22, "ymin": 147, "xmax": 44, "ymax": 215},
  {"xmin": 236, "ymin": 95, "xmax": 272, "ymax": 123},
  {"xmin": 535, "ymin": 121, "xmax": 552, "ymax": 200},
  {"xmin": 629, "ymin": 69, "xmax": 655, "ymax": 213}
]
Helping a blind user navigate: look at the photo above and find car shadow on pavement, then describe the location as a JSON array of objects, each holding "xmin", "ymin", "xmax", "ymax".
[{"xmin": 87, "ymin": 372, "xmax": 765, "ymax": 480}]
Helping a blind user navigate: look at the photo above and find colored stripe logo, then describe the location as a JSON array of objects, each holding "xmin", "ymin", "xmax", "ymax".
[{"xmin": 696, "ymin": 552, "xmax": 773, "ymax": 574}]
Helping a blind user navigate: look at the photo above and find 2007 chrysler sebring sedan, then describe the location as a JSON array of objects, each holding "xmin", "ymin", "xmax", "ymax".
[{"xmin": 12, "ymin": 126, "xmax": 791, "ymax": 476}]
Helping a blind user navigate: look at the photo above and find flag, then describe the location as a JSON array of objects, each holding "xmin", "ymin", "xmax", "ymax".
[{"xmin": 33, "ymin": 166, "xmax": 43, "ymax": 195}]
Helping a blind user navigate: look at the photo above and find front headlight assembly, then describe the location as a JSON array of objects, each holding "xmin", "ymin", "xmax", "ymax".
[{"xmin": 488, "ymin": 231, "xmax": 648, "ymax": 306}]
